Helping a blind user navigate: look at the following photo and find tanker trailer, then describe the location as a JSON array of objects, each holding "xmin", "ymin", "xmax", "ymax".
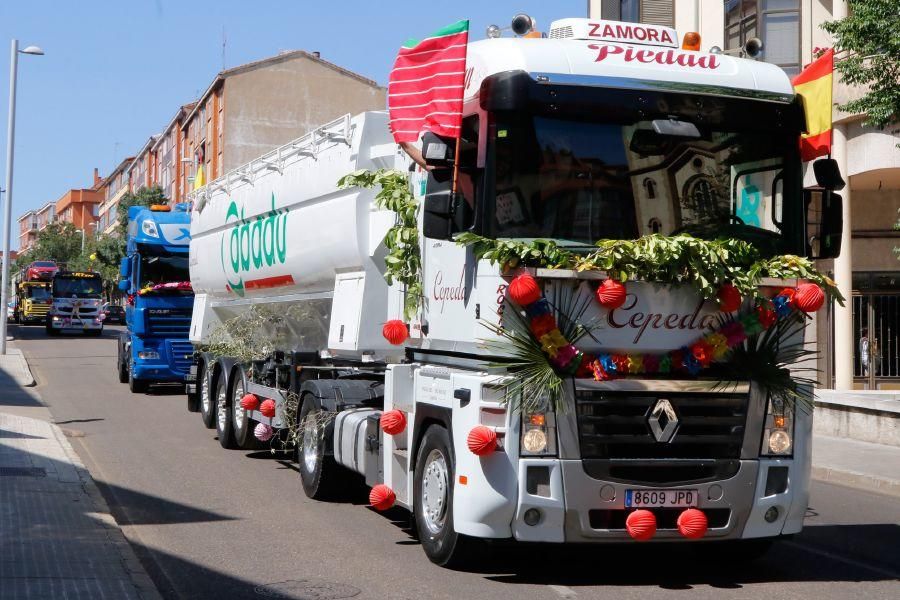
[{"xmin": 186, "ymin": 16, "xmax": 846, "ymax": 568}]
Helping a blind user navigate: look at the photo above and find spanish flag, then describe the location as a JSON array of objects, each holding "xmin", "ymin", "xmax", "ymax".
[{"xmin": 792, "ymin": 48, "xmax": 834, "ymax": 162}]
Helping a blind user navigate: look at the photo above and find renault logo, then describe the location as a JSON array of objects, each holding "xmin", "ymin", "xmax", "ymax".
[{"xmin": 648, "ymin": 398, "xmax": 679, "ymax": 443}]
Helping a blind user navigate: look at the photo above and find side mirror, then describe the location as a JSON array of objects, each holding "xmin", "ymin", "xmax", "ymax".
[
  {"xmin": 119, "ymin": 257, "xmax": 131, "ymax": 278},
  {"xmin": 118, "ymin": 279, "xmax": 130, "ymax": 292},
  {"xmin": 805, "ymin": 188, "xmax": 843, "ymax": 260},
  {"xmin": 813, "ymin": 158, "xmax": 845, "ymax": 191},
  {"xmin": 422, "ymin": 191, "xmax": 458, "ymax": 240},
  {"xmin": 421, "ymin": 132, "xmax": 457, "ymax": 169}
]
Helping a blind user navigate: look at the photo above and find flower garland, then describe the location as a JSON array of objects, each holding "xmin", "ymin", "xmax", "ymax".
[
  {"xmin": 137, "ymin": 281, "xmax": 193, "ymax": 296},
  {"xmin": 507, "ymin": 273, "xmax": 824, "ymax": 381}
]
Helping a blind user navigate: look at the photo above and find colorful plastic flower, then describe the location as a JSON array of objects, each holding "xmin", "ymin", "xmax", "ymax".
[
  {"xmin": 599, "ymin": 354, "xmax": 616, "ymax": 374},
  {"xmin": 643, "ymin": 354, "xmax": 659, "ymax": 374},
  {"xmin": 576, "ymin": 354, "xmax": 596, "ymax": 378},
  {"xmin": 628, "ymin": 354, "xmax": 644, "ymax": 374},
  {"xmin": 539, "ymin": 329, "xmax": 569, "ymax": 358},
  {"xmin": 684, "ymin": 354, "xmax": 703, "ymax": 375},
  {"xmin": 612, "ymin": 354, "xmax": 630, "ymax": 374},
  {"xmin": 691, "ymin": 341, "xmax": 712, "ymax": 367},
  {"xmin": 755, "ymin": 303, "xmax": 777, "ymax": 329},
  {"xmin": 525, "ymin": 298, "xmax": 552, "ymax": 317},
  {"xmin": 706, "ymin": 333, "xmax": 729, "ymax": 360},
  {"xmin": 772, "ymin": 294, "xmax": 793, "ymax": 318},
  {"xmin": 591, "ymin": 359, "xmax": 611, "ymax": 381},
  {"xmin": 529, "ymin": 313, "xmax": 558, "ymax": 339},
  {"xmin": 658, "ymin": 354, "xmax": 672, "ymax": 373},
  {"xmin": 551, "ymin": 344, "xmax": 578, "ymax": 369}
]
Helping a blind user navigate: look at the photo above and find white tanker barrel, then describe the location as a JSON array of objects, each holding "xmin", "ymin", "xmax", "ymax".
[{"xmin": 188, "ymin": 112, "xmax": 408, "ymax": 357}]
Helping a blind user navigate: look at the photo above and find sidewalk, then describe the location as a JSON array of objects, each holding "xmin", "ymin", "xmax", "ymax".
[
  {"xmin": 0, "ymin": 347, "xmax": 160, "ymax": 599},
  {"xmin": 812, "ymin": 434, "xmax": 900, "ymax": 498}
]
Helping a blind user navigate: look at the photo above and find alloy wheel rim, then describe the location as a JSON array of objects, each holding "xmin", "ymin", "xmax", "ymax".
[
  {"xmin": 200, "ymin": 372, "xmax": 210, "ymax": 414},
  {"xmin": 421, "ymin": 449, "xmax": 449, "ymax": 534},
  {"xmin": 232, "ymin": 379, "xmax": 245, "ymax": 433},
  {"xmin": 216, "ymin": 384, "xmax": 228, "ymax": 431},
  {"xmin": 302, "ymin": 412, "xmax": 319, "ymax": 473}
]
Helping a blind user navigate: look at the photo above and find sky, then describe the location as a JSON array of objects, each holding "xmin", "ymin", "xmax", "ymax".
[{"xmin": 0, "ymin": 0, "xmax": 585, "ymax": 249}]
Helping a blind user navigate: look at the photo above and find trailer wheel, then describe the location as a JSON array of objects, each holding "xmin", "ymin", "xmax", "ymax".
[
  {"xmin": 414, "ymin": 425, "xmax": 477, "ymax": 567},
  {"xmin": 230, "ymin": 366, "xmax": 260, "ymax": 449},
  {"xmin": 117, "ymin": 336, "xmax": 129, "ymax": 383},
  {"xmin": 199, "ymin": 363, "xmax": 215, "ymax": 428},
  {"xmin": 215, "ymin": 373, "xmax": 237, "ymax": 449},
  {"xmin": 297, "ymin": 395, "xmax": 341, "ymax": 500}
]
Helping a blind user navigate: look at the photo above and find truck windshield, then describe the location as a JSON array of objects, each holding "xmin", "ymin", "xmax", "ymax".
[
  {"xmin": 26, "ymin": 287, "xmax": 50, "ymax": 301},
  {"xmin": 489, "ymin": 108, "xmax": 801, "ymax": 251},
  {"xmin": 139, "ymin": 253, "xmax": 189, "ymax": 288},
  {"xmin": 53, "ymin": 276, "xmax": 102, "ymax": 298}
]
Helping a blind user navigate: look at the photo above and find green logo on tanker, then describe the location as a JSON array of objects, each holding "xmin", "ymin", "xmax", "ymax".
[{"xmin": 220, "ymin": 193, "xmax": 288, "ymax": 296}]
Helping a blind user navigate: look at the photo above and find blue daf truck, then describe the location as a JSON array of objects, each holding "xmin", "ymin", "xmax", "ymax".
[{"xmin": 117, "ymin": 203, "xmax": 194, "ymax": 393}]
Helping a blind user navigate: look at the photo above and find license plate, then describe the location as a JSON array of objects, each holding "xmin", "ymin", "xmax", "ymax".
[{"xmin": 625, "ymin": 489, "xmax": 698, "ymax": 508}]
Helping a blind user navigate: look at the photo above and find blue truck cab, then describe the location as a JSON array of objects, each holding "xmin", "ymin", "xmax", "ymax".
[{"xmin": 117, "ymin": 203, "xmax": 194, "ymax": 393}]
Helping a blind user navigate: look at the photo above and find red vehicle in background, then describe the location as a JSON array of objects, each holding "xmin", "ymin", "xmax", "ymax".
[{"xmin": 26, "ymin": 261, "xmax": 58, "ymax": 281}]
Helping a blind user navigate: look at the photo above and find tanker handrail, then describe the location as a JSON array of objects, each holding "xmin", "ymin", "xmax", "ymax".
[{"xmin": 189, "ymin": 112, "xmax": 362, "ymax": 207}]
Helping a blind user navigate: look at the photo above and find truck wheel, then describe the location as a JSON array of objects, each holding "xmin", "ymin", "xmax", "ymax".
[
  {"xmin": 118, "ymin": 357, "xmax": 129, "ymax": 383},
  {"xmin": 215, "ymin": 373, "xmax": 237, "ymax": 449},
  {"xmin": 230, "ymin": 366, "xmax": 260, "ymax": 449},
  {"xmin": 128, "ymin": 364, "xmax": 148, "ymax": 393},
  {"xmin": 297, "ymin": 395, "xmax": 341, "ymax": 500},
  {"xmin": 199, "ymin": 363, "xmax": 215, "ymax": 429},
  {"xmin": 414, "ymin": 425, "xmax": 477, "ymax": 567}
]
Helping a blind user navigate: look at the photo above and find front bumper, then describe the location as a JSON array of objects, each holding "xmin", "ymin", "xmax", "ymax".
[
  {"xmin": 512, "ymin": 457, "xmax": 806, "ymax": 543},
  {"xmin": 48, "ymin": 317, "xmax": 102, "ymax": 330}
]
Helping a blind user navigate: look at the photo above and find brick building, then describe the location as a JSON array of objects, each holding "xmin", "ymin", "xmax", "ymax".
[
  {"xmin": 96, "ymin": 157, "xmax": 134, "ymax": 237},
  {"xmin": 54, "ymin": 169, "xmax": 104, "ymax": 236}
]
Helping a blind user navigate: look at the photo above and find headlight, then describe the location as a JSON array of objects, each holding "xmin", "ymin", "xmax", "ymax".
[
  {"xmin": 521, "ymin": 409, "xmax": 557, "ymax": 456},
  {"xmin": 761, "ymin": 396, "xmax": 794, "ymax": 456},
  {"xmin": 141, "ymin": 220, "xmax": 159, "ymax": 238},
  {"xmin": 138, "ymin": 350, "xmax": 160, "ymax": 360}
]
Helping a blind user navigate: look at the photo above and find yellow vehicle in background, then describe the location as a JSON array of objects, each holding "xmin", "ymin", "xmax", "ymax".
[{"xmin": 15, "ymin": 280, "xmax": 52, "ymax": 325}]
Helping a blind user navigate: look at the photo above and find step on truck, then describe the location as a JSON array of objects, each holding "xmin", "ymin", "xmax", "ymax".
[
  {"xmin": 117, "ymin": 203, "xmax": 194, "ymax": 393},
  {"xmin": 46, "ymin": 271, "xmax": 104, "ymax": 335},
  {"xmin": 184, "ymin": 16, "xmax": 844, "ymax": 566}
]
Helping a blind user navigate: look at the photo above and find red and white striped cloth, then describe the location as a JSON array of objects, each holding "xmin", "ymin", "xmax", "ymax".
[{"xmin": 388, "ymin": 20, "xmax": 469, "ymax": 143}]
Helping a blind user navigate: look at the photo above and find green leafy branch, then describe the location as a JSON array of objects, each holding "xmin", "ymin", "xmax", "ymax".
[
  {"xmin": 457, "ymin": 232, "xmax": 844, "ymax": 305},
  {"xmin": 338, "ymin": 169, "xmax": 421, "ymax": 320}
]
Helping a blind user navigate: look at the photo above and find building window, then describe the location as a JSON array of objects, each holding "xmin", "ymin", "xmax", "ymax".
[
  {"xmin": 724, "ymin": 0, "xmax": 800, "ymax": 75},
  {"xmin": 643, "ymin": 177, "xmax": 657, "ymax": 199},
  {"xmin": 620, "ymin": 0, "xmax": 640, "ymax": 22}
]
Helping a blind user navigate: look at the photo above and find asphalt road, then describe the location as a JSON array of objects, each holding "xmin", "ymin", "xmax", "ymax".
[{"xmin": 9, "ymin": 323, "xmax": 900, "ymax": 600}]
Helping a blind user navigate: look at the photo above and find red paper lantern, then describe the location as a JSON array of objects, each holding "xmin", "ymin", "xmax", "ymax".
[
  {"xmin": 794, "ymin": 283, "xmax": 825, "ymax": 313},
  {"xmin": 369, "ymin": 484, "xmax": 396, "ymax": 511},
  {"xmin": 382, "ymin": 320, "xmax": 409, "ymax": 345},
  {"xmin": 625, "ymin": 509, "xmax": 657, "ymax": 541},
  {"xmin": 596, "ymin": 279, "xmax": 627, "ymax": 309},
  {"xmin": 466, "ymin": 425, "xmax": 498, "ymax": 456},
  {"xmin": 259, "ymin": 399, "xmax": 276, "ymax": 418},
  {"xmin": 508, "ymin": 274, "xmax": 542, "ymax": 306},
  {"xmin": 677, "ymin": 508, "xmax": 708, "ymax": 539},
  {"xmin": 380, "ymin": 409, "xmax": 407, "ymax": 436},
  {"xmin": 239, "ymin": 393, "xmax": 259, "ymax": 411},
  {"xmin": 717, "ymin": 283, "xmax": 742, "ymax": 312}
]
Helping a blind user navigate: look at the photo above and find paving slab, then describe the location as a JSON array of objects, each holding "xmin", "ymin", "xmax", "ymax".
[
  {"xmin": 0, "ymin": 412, "xmax": 161, "ymax": 600},
  {"xmin": 812, "ymin": 434, "xmax": 900, "ymax": 498}
]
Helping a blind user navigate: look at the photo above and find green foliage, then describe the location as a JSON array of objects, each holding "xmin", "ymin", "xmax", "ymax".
[
  {"xmin": 338, "ymin": 169, "xmax": 421, "ymax": 320},
  {"xmin": 17, "ymin": 221, "xmax": 83, "ymax": 269},
  {"xmin": 822, "ymin": 0, "xmax": 900, "ymax": 128},
  {"xmin": 457, "ymin": 233, "xmax": 845, "ymax": 305}
]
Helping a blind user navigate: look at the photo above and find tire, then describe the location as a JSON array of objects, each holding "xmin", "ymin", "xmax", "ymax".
[
  {"xmin": 199, "ymin": 362, "xmax": 215, "ymax": 429},
  {"xmin": 297, "ymin": 394, "xmax": 342, "ymax": 500},
  {"xmin": 230, "ymin": 366, "xmax": 259, "ymax": 449},
  {"xmin": 118, "ymin": 356, "xmax": 129, "ymax": 383},
  {"xmin": 413, "ymin": 425, "xmax": 478, "ymax": 567},
  {"xmin": 186, "ymin": 369, "xmax": 200, "ymax": 413},
  {"xmin": 214, "ymin": 371, "xmax": 237, "ymax": 449},
  {"xmin": 128, "ymin": 363, "xmax": 148, "ymax": 393}
]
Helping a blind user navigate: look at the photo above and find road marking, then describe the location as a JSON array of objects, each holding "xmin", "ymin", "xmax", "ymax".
[
  {"xmin": 785, "ymin": 540, "xmax": 900, "ymax": 579},
  {"xmin": 548, "ymin": 584, "xmax": 578, "ymax": 599}
]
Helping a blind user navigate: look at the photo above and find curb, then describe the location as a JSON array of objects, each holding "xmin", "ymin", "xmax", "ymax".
[
  {"xmin": 812, "ymin": 465, "xmax": 900, "ymax": 499},
  {"xmin": 47, "ymin": 418, "xmax": 164, "ymax": 600},
  {"xmin": 0, "ymin": 347, "xmax": 36, "ymax": 386}
]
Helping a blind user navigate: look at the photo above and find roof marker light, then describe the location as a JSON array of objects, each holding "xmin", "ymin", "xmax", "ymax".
[
  {"xmin": 150, "ymin": 204, "xmax": 171, "ymax": 212},
  {"xmin": 682, "ymin": 32, "xmax": 701, "ymax": 51}
]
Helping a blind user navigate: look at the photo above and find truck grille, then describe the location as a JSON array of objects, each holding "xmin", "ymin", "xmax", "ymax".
[
  {"xmin": 167, "ymin": 340, "xmax": 194, "ymax": 374},
  {"xmin": 146, "ymin": 308, "xmax": 192, "ymax": 337},
  {"xmin": 575, "ymin": 390, "xmax": 749, "ymax": 460}
]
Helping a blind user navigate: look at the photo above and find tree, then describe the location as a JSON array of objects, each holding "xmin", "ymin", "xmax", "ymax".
[
  {"xmin": 822, "ymin": 0, "xmax": 900, "ymax": 128},
  {"xmin": 22, "ymin": 222, "xmax": 83, "ymax": 269}
]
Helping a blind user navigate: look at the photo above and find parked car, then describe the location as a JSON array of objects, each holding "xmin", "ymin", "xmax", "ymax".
[
  {"xmin": 25, "ymin": 260, "xmax": 59, "ymax": 281},
  {"xmin": 101, "ymin": 303, "xmax": 125, "ymax": 324},
  {"xmin": 6, "ymin": 302, "xmax": 14, "ymax": 320}
]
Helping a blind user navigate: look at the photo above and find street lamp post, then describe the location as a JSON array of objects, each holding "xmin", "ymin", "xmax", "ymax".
[
  {"xmin": 0, "ymin": 40, "xmax": 44, "ymax": 354},
  {"xmin": 79, "ymin": 222, "xmax": 95, "ymax": 253}
]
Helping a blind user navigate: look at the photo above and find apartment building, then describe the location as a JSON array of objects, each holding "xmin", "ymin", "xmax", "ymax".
[
  {"xmin": 181, "ymin": 49, "xmax": 386, "ymax": 189},
  {"xmin": 127, "ymin": 136, "xmax": 161, "ymax": 194},
  {"xmin": 54, "ymin": 169, "xmax": 104, "ymax": 236},
  {"xmin": 17, "ymin": 210, "xmax": 38, "ymax": 251},
  {"xmin": 96, "ymin": 157, "xmax": 134, "ymax": 236},
  {"xmin": 588, "ymin": 1, "xmax": 900, "ymax": 389},
  {"xmin": 153, "ymin": 103, "xmax": 196, "ymax": 203}
]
